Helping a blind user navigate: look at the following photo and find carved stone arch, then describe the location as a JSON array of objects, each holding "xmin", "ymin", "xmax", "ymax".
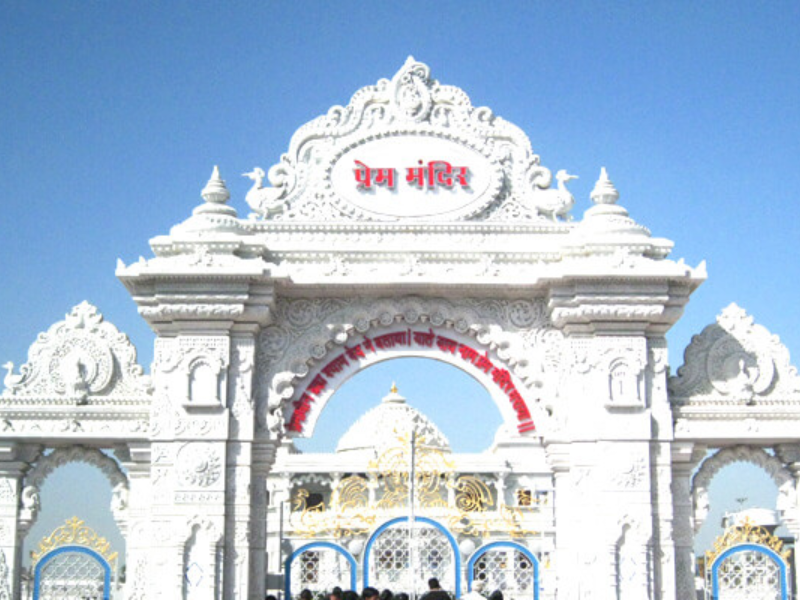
[
  {"xmin": 20, "ymin": 445, "xmax": 129, "ymax": 534},
  {"xmin": 691, "ymin": 446, "xmax": 794, "ymax": 532},
  {"xmin": 256, "ymin": 296, "xmax": 561, "ymax": 433}
]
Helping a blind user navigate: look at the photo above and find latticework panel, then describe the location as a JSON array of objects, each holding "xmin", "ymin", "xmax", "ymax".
[
  {"xmin": 472, "ymin": 548, "xmax": 534, "ymax": 600},
  {"xmin": 369, "ymin": 523, "xmax": 455, "ymax": 595},
  {"xmin": 37, "ymin": 550, "xmax": 107, "ymax": 599},
  {"xmin": 290, "ymin": 548, "xmax": 352, "ymax": 596},
  {"xmin": 709, "ymin": 549, "xmax": 784, "ymax": 600}
]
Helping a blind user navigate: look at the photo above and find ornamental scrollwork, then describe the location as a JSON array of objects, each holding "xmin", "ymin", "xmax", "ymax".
[
  {"xmin": 177, "ymin": 443, "xmax": 223, "ymax": 488},
  {"xmin": 289, "ymin": 433, "xmax": 537, "ymax": 540},
  {"xmin": 2, "ymin": 301, "xmax": 151, "ymax": 401},
  {"xmin": 244, "ymin": 57, "xmax": 560, "ymax": 223},
  {"xmin": 256, "ymin": 296, "xmax": 562, "ymax": 435},
  {"xmin": 670, "ymin": 303, "xmax": 800, "ymax": 406},
  {"xmin": 705, "ymin": 518, "xmax": 791, "ymax": 565},
  {"xmin": 31, "ymin": 516, "xmax": 118, "ymax": 569}
]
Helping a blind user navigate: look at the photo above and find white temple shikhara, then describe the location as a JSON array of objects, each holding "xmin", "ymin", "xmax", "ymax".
[{"xmin": 2, "ymin": 57, "xmax": 800, "ymax": 600}]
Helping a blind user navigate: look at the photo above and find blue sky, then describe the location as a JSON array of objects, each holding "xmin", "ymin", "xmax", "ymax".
[{"xmin": 3, "ymin": 0, "xmax": 799, "ymax": 566}]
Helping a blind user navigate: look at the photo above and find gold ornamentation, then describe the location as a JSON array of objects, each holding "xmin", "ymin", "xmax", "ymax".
[
  {"xmin": 291, "ymin": 433, "xmax": 539, "ymax": 539},
  {"xmin": 705, "ymin": 518, "xmax": 791, "ymax": 565},
  {"xmin": 31, "ymin": 516, "xmax": 118, "ymax": 569}
]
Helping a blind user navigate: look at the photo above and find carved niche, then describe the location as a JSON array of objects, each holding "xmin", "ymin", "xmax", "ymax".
[
  {"xmin": 156, "ymin": 336, "xmax": 229, "ymax": 410},
  {"xmin": 669, "ymin": 303, "xmax": 800, "ymax": 406}
]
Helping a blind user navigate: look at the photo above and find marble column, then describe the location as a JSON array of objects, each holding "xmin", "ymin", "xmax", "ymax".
[{"xmin": 671, "ymin": 442, "xmax": 705, "ymax": 600}]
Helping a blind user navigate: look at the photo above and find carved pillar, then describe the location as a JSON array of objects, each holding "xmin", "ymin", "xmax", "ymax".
[
  {"xmin": 671, "ymin": 442, "xmax": 705, "ymax": 600},
  {"xmin": 545, "ymin": 443, "xmax": 575, "ymax": 600},
  {"xmin": 0, "ymin": 442, "xmax": 34, "ymax": 599},
  {"xmin": 117, "ymin": 442, "xmax": 152, "ymax": 600},
  {"xmin": 775, "ymin": 444, "xmax": 800, "ymax": 596},
  {"xmin": 250, "ymin": 442, "xmax": 274, "ymax": 600},
  {"xmin": 265, "ymin": 473, "xmax": 290, "ymax": 595}
]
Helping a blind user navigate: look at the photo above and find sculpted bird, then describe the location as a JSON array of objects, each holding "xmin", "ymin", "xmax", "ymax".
[
  {"xmin": 530, "ymin": 169, "xmax": 578, "ymax": 221},
  {"xmin": 2, "ymin": 362, "xmax": 22, "ymax": 392},
  {"xmin": 243, "ymin": 167, "xmax": 286, "ymax": 216}
]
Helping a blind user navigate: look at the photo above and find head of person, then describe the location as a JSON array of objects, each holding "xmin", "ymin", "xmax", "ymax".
[
  {"xmin": 267, "ymin": 595, "xmax": 278, "ymax": 600},
  {"xmin": 301, "ymin": 590, "xmax": 314, "ymax": 600},
  {"xmin": 362, "ymin": 587, "xmax": 380, "ymax": 600},
  {"xmin": 379, "ymin": 589, "xmax": 393, "ymax": 600},
  {"xmin": 330, "ymin": 588, "xmax": 343, "ymax": 600},
  {"xmin": 428, "ymin": 579, "xmax": 441, "ymax": 591},
  {"xmin": 395, "ymin": 593, "xmax": 409, "ymax": 600},
  {"xmin": 343, "ymin": 591, "xmax": 359, "ymax": 600},
  {"xmin": 488, "ymin": 591, "xmax": 503, "ymax": 600}
]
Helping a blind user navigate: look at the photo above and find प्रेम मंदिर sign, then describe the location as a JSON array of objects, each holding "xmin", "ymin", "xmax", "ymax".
[
  {"xmin": 287, "ymin": 328, "xmax": 536, "ymax": 435},
  {"xmin": 354, "ymin": 160, "xmax": 470, "ymax": 191}
]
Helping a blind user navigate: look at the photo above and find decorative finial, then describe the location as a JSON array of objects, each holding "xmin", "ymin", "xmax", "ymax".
[
  {"xmin": 590, "ymin": 167, "xmax": 620, "ymax": 205},
  {"xmin": 201, "ymin": 165, "xmax": 231, "ymax": 206},
  {"xmin": 382, "ymin": 383, "xmax": 406, "ymax": 404}
]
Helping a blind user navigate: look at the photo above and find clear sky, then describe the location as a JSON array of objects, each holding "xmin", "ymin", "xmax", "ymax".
[{"xmin": 3, "ymin": 0, "xmax": 799, "ymax": 568}]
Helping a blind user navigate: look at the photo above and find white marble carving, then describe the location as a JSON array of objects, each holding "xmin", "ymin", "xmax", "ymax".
[{"xmin": 670, "ymin": 303, "xmax": 800, "ymax": 405}]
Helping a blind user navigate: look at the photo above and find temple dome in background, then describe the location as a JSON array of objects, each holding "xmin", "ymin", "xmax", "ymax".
[{"xmin": 335, "ymin": 384, "xmax": 451, "ymax": 455}]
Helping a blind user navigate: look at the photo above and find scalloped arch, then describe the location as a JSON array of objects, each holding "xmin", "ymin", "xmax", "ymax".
[
  {"xmin": 25, "ymin": 446, "xmax": 127, "ymax": 490},
  {"xmin": 692, "ymin": 446, "xmax": 794, "ymax": 532}
]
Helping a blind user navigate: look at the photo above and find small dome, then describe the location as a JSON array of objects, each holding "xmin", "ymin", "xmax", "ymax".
[{"xmin": 335, "ymin": 384, "xmax": 451, "ymax": 455}]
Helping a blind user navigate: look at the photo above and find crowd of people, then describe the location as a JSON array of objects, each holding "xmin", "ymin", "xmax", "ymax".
[{"xmin": 275, "ymin": 577, "xmax": 504, "ymax": 600}]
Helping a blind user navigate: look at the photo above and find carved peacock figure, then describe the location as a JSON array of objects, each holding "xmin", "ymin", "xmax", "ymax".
[{"xmin": 529, "ymin": 169, "xmax": 578, "ymax": 221}]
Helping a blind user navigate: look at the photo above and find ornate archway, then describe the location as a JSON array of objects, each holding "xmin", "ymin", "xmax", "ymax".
[
  {"xmin": 692, "ymin": 447, "xmax": 794, "ymax": 532},
  {"xmin": 257, "ymin": 296, "xmax": 563, "ymax": 438}
]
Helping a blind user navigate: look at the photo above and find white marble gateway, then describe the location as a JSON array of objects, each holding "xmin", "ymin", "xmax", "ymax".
[{"xmin": 1, "ymin": 57, "xmax": 799, "ymax": 600}]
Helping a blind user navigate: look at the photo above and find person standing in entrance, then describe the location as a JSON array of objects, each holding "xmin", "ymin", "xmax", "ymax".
[
  {"xmin": 460, "ymin": 580, "xmax": 485, "ymax": 600},
  {"xmin": 421, "ymin": 578, "xmax": 450, "ymax": 600}
]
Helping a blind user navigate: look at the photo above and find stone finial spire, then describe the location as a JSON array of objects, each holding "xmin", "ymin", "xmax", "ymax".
[
  {"xmin": 382, "ymin": 383, "xmax": 406, "ymax": 404},
  {"xmin": 576, "ymin": 166, "xmax": 652, "ymax": 239},
  {"xmin": 590, "ymin": 167, "xmax": 620, "ymax": 205},
  {"xmin": 193, "ymin": 166, "xmax": 237, "ymax": 218}
]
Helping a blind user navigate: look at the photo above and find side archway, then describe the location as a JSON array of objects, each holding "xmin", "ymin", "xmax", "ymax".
[
  {"xmin": 692, "ymin": 446, "xmax": 794, "ymax": 532},
  {"xmin": 21, "ymin": 446, "xmax": 129, "ymax": 534}
]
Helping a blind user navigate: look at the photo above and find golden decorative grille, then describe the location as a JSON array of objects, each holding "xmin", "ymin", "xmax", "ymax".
[
  {"xmin": 292, "ymin": 433, "xmax": 539, "ymax": 538},
  {"xmin": 31, "ymin": 516, "xmax": 118, "ymax": 570},
  {"xmin": 706, "ymin": 518, "xmax": 791, "ymax": 565}
]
